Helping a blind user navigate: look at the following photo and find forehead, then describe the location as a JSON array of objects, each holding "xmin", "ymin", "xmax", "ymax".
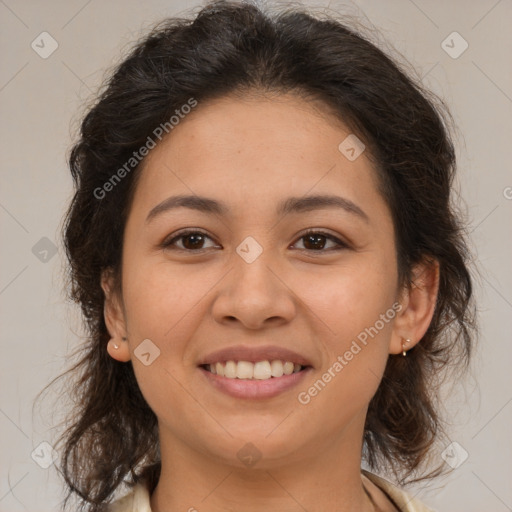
[
  {"xmin": 128, "ymin": 92, "xmax": 387, "ymax": 223},
  {"xmin": 162, "ymin": 92, "xmax": 355, "ymax": 159}
]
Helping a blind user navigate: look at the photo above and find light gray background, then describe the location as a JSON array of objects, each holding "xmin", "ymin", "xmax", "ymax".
[{"xmin": 1, "ymin": 1, "xmax": 511, "ymax": 511}]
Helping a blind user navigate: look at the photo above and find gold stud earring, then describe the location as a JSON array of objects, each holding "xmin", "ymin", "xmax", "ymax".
[{"xmin": 402, "ymin": 338, "xmax": 411, "ymax": 356}]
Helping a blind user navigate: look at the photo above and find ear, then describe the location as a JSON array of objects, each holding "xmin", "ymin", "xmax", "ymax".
[
  {"xmin": 101, "ymin": 268, "xmax": 131, "ymax": 362},
  {"xmin": 390, "ymin": 258, "xmax": 440, "ymax": 355}
]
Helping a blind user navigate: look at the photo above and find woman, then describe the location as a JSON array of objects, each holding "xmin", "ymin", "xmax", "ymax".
[{"xmin": 54, "ymin": 1, "xmax": 474, "ymax": 510}]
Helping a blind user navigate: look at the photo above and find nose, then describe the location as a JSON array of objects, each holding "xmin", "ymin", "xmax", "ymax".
[{"xmin": 211, "ymin": 247, "xmax": 297, "ymax": 330}]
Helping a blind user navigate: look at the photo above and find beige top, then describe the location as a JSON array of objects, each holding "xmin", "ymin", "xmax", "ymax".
[{"xmin": 107, "ymin": 471, "xmax": 435, "ymax": 512}]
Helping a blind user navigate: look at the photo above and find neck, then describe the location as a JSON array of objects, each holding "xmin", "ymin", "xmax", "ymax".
[{"xmin": 150, "ymin": 414, "xmax": 375, "ymax": 512}]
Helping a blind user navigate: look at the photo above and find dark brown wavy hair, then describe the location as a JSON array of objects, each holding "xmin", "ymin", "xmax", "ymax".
[{"xmin": 45, "ymin": 1, "xmax": 475, "ymax": 510}]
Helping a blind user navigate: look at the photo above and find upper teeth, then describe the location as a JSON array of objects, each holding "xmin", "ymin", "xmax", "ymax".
[{"xmin": 208, "ymin": 360, "xmax": 302, "ymax": 380}]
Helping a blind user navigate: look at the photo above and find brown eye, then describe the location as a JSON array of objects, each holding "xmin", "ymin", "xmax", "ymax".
[
  {"xmin": 182, "ymin": 233, "xmax": 206, "ymax": 250},
  {"xmin": 303, "ymin": 233, "xmax": 328, "ymax": 250},
  {"xmin": 293, "ymin": 230, "xmax": 347, "ymax": 252},
  {"xmin": 162, "ymin": 230, "xmax": 218, "ymax": 251}
]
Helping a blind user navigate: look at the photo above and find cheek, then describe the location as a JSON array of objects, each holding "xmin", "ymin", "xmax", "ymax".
[
  {"xmin": 123, "ymin": 260, "xmax": 206, "ymax": 342},
  {"xmin": 121, "ymin": 262, "xmax": 209, "ymax": 426},
  {"xmin": 299, "ymin": 258, "xmax": 398, "ymax": 343},
  {"xmin": 299, "ymin": 261, "xmax": 397, "ymax": 411},
  {"xmin": 294, "ymin": 257, "xmax": 397, "ymax": 409}
]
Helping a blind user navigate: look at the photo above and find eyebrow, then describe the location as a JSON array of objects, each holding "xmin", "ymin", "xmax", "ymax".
[{"xmin": 145, "ymin": 193, "xmax": 369, "ymax": 224}]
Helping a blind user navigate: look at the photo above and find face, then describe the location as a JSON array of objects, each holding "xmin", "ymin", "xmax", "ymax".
[{"xmin": 103, "ymin": 92, "xmax": 416, "ymax": 469}]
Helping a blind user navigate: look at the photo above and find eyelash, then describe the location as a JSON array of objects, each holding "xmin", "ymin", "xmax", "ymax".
[{"xmin": 160, "ymin": 228, "xmax": 349, "ymax": 253}]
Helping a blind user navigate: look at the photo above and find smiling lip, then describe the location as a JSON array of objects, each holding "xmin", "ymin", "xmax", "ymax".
[
  {"xmin": 198, "ymin": 345, "xmax": 313, "ymax": 367},
  {"xmin": 197, "ymin": 344, "xmax": 313, "ymax": 400},
  {"xmin": 199, "ymin": 365, "xmax": 312, "ymax": 399}
]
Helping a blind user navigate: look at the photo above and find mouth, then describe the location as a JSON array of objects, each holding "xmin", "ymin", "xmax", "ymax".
[
  {"xmin": 197, "ymin": 345, "xmax": 313, "ymax": 399},
  {"xmin": 200, "ymin": 360, "xmax": 308, "ymax": 380}
]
